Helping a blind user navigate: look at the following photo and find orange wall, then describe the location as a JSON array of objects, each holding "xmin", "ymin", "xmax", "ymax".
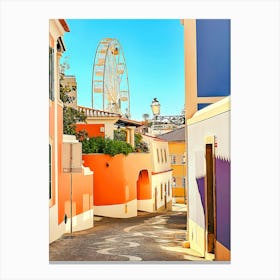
[
  {"xmin": 137, "ymin": 170, "xmax": 150, "ymax": 200},
  {"xmin": 49, "ymin": 102, "xmax": 55, "ymax": 207},
  {"xmin": 76, "ymin": 123, "xmax": 105, "ymax": 138},
  {"xmin": 82, "ymin": 153, "xmax": 152, "ymax": 206},
  {"xmin": 49, "ymin": 102, "xmax": 54, "ymax": 139},
  {"xmin": 58, "ymin": 171, "xmax": 93, "ymax": 224},
  {"xmin": 56, "ymin": 104, "xmax": 94, "ymax": 224}
]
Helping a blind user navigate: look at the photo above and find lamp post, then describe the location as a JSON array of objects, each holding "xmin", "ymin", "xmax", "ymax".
[{"xmin": 150, "ymin": 98, "xmax": 160, "ymax": 133}]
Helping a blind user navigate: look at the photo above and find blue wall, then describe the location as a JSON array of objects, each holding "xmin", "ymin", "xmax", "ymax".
[
  {"xmin": 196, "ymin": 19, "xmax": 230, "ymax": 97},
  {"xmin": 197, "ymin": 103, "xmax": 211, "ymax": 110}
]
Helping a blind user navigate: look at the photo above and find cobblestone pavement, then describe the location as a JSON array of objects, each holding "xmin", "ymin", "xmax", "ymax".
[{"xmin": 49, "ymin": 205, "xmax": 203, "ymax": 262}]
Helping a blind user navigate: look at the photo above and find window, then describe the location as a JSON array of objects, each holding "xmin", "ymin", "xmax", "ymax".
[
  {"xmin": 182, "ymin": 177, "xmax": 186, "ymax": 187},
  {"xmin": 172, "ymin": 177, "xmax": 176, "ymax": 186},
  {"xmin": 181, "ymin": 154, "xmax": 186, "ymax": 164},
  {"xmin": 160, "ymin": 149, "xmax": 163, "ymax": 163},
  {"xmin": 160, "ymin": 184, "xmax": 163, "ymax": 200},
  {"xmin": 49, "ymin": 144, "xmax": 52, "ymax": 199},
  {"xmin": 156, "ymin": 149, "xmax": 160, "ymax": 163},
  {"xmin": 49, "ymin": 47, "xmax": 54, "ymax": 101},
  {"xmin": 170, "ymin": 155, "xmax": 176, "ymax": 164},
  {"xmin": 168, "ymin": 181, "xmax": 170, "ymax": 196},
  {"xmin": 164, "ymin": 149, "xmax": 167, "ymax": 163}
]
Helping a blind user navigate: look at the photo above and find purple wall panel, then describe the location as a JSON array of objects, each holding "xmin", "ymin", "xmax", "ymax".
[
  {"xmin": 196, "ymin": 177, "xmax": 205, "ymax": 214},
  {"xmin": 215, "ymin": 157, "xmax": 231, "ymax": 250}
]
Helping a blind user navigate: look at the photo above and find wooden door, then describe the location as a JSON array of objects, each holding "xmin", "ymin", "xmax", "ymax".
[{"xmin": 205, "ymin": 144, "xmax": 216, "ymax": 253}]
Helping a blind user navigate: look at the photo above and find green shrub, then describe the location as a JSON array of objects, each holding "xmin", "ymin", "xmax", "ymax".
[{"xmin": 82, "ymin": 137, "xmax": 134, "ymax": 156}]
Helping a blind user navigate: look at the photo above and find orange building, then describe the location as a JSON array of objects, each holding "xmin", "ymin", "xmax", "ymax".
[
  {"xmin": 83, "ymin": 152, "xmax": 152, "ymax": 218},
  {"xmin": 76, "ymin": 106, "xmax": 121, "ymax": 139},
  {"xmin": 49, "ymin": 19, "xmax": 94, "ymax": 243},
  {"xmin": 80, "ymin": 132, "xmax": 172, "ymax": 218}
]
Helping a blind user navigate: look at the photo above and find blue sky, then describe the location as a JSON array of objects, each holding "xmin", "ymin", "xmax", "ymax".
[{"xmin": 62, "ymin": 19, "xmax": 185, "ymax": 121}]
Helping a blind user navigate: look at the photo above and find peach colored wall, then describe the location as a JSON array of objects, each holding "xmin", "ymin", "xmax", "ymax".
[
  {"xmin": 76, "ymin": 123, "xmax": 105, "ymax": 138},
  {"xmin": 58, "ymin": 171, "xmax": 93, "ymax": 225},
  {"xmin": 49, "ymin": 102, "xmax": 55, "ymax": 207},
  {"xmin": 58, "ymin": 172, "xmax": 71, "ymax": 224},
  {"xmin": 49, "ymin": 34, "xmax": 54, "ymax": 48},
  {"xmin": 82, "ymin": 153, "xmax": 152, "ymax": 206},
  {"xmin": 72, "ymin": 172, "xmax": 93, "ymax": 214}
]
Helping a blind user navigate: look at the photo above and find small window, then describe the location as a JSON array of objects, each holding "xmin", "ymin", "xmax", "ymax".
[
  {"xmin": 168, "ymin": 181, "xmax": 170, "ymax": 196},
  {"xmin": 160, "ymin": 184, "xmax": 163, "ymax": 200},
  {"xmin": 170, "ymin": 155, "xmax": 176, "ymax": 164},
  {"xmin": 157, "ymin": 149, "xmax": 160, "ymax": 163},
  {"xmin": 172, "ymin": 177, "xmax": 176, "ymax": 186},
  {"xmin": 164, "ymin": 149, "xmax": 167, "ymax": 163},
  {"xmin": 160, "ymin": 149, "xmax": 163, "ymax": 163}
]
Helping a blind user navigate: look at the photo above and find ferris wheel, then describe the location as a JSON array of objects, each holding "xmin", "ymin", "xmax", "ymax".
[{"xmin": 92, "ymin": 38, "xmax": 130, "ymax": 118}]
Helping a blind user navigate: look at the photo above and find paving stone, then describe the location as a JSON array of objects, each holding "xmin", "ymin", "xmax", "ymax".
[{"xmin": 49, "ymin": 208, "xmax": 196, "ymax": 262}]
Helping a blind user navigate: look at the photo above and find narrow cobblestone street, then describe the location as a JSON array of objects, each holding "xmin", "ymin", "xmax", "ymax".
[{"xmin": 49, "ymin": 205, "xmax": 203, "ymax": 262}]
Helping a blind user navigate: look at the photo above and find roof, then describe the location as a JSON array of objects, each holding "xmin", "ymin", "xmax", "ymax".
[
  {"xmin": 142, "ymin": 134, "xmax": 167, "ymax": 142},
  {"xmin": 77, "ymin": 106, "xmax": 121, "ymax": 118},
  {"xmin": 187, "ymin": 96, "xmax": 230, "ymax": 126},
  {"xmin": 116, "ymin": 118, "xmax": 143, "ymax": 127},
  {"xmin": 58, "ymin": 19, "xmax": 70, "ymax": 32},
  {"xmin": 157, "ymin": 127, "xmax": 186, "ymax": 142}
]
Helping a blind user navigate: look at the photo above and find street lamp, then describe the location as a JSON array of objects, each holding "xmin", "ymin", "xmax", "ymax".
[
  {"xmin": 151, "ymin": 98, "xmax": 161, "ymax": 132},
  {"xmin": 151, "ymin": 97, "xmax": 160, "ymax": 117}
]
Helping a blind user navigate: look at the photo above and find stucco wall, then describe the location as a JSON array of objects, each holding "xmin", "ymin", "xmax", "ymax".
[
  {"xmin": 76, "ymin": 123, "xmax": 105, "ymax": 138},
  {"xmin": 82, "ymin": 153, "xmax": 152, "ymax": 206},
  {"xmin": 187, "ymin": 101, "xmax": 230, "ymax": 259},
  {"xmin": 152, "ymin": 171, "xmax": 173, "ymax": 211}
]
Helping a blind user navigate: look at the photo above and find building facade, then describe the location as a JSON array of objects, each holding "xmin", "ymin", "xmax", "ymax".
[
  {"xmin": 182, "ymin": 19, "xmax": 230, "ymax": 119},
  {"xmin": 142, "ymin": 135, "xmax": 173, "ymax": 212},
  {"xmin": 182, "ymin": 19, "xmax": 231, "ymax": 261},
  {"xmin": 187, "ymin": 97, "xmax": 231, "ymax": 261},
  {"xmin": 158, "ymin": 127, "xmax": 186, "ymax": 204},
  {"xmin": 49, "ymin": 19, "xmax": 94, "ymax": 243}
]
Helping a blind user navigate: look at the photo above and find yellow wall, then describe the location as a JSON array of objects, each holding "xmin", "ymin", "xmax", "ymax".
[
  {"xmin": 169, "ymin": 142, "xmax": 185, "ymax": 154},
  {"xmin": 168, "ymin": 141, "xmax": 186, "ymax": 201}
]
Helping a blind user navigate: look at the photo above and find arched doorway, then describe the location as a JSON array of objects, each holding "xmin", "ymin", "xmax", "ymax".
[{"xmin": 136, "ymin": 170, "xmax": 150, "ymax": 211}]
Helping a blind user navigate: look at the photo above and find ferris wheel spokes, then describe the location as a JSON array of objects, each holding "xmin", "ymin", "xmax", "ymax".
[{"xmin": 92, "ymin": 38, "xmax": 130, "ymax": 118}]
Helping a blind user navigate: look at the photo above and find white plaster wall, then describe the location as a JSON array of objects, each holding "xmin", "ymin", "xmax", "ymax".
[
  {"xmin": 189, "ymin": 218, "xmax": 205, "ymax": 257},
  {"xmin": 142, "ymin": 135, "xmax": 171, "ymax": 173},
  {"xmin": 152, "ymin": 171, "xmax": 173, "ymax": 210},
  {"xmin": 49, "ymin": 204, "xmax": 66, "ymax": 243},
  {"xmin": 94, "ymin": 199, "xmax": 137, "ymax": 218},
  {"xmin": 105, "ymin": 122, "xmax": 115, "ymax": 139},
  {"xmin": 187, "ymin": 108, "xmax": 230, "ymax": 256},
  {"xmin": 137, "ymin": 199, "xmax": 154, "ymax": 212},
  {"xmin": 69, "ymin": 209, "xmax": 94, "ymax": 233}
]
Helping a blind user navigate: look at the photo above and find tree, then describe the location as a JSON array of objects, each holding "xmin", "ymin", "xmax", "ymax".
[
  {"xmin": 142, "ymin": 113, "xmax": 149, "ymax": 121},
  {"xmin": 59, "ymin": 64, "xmax": 87, "ymax": 136}
]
